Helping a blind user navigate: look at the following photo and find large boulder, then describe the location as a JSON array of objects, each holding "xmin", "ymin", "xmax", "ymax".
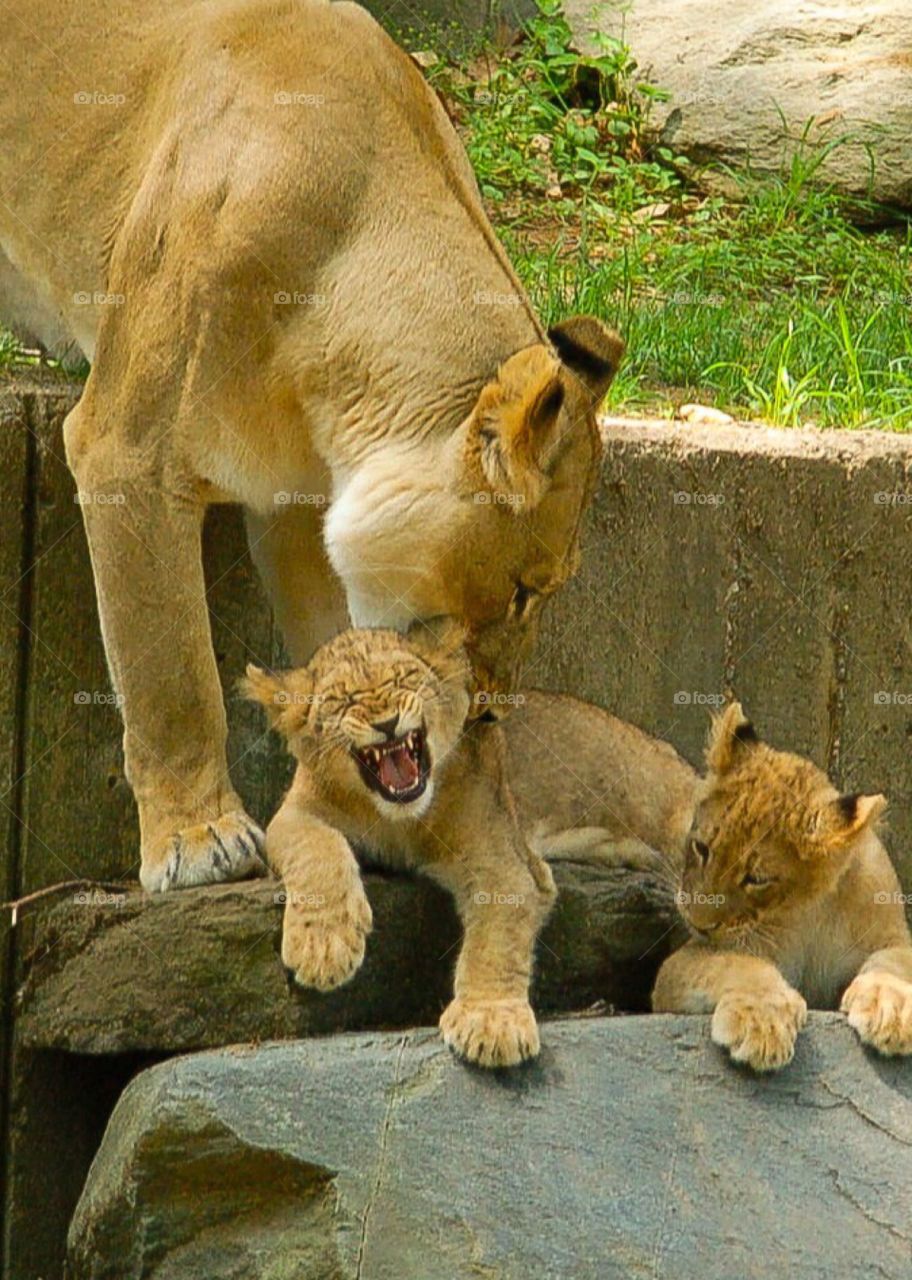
[
  {"xmin": 567, "ymin": 1, "xmax": 912, "ymax": 212},
  {"xmin": 68, "ymin": 1014, "xmax": 912, "ymax": 1279}
]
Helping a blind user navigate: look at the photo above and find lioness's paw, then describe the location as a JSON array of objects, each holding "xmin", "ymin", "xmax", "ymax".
[
  {"xmin": 711, "ymin": 987, "xmax": 807, "ymax": 1072},
  {"xmin": 439, "ymin": 998, "xmax": 540, "ymax": 1068},
  {"xmin": 841, "ymin": 971, "xmax": 912, "ymax": 1056},
  {"xmin": 141, "ymin": 810, "xmax": 267, "ymax": 893},
  {"xmin": 281, "ymin": 888, "xmax": 373, "ymax": 992}
]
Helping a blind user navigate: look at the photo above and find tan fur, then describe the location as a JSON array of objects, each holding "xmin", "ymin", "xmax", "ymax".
[
  {"xmin": 653, "ymin": 703, "xmax": 912, "ymax": 1071},
  {"xmin": 244, "ymin": 624, "xmax": 695, "ymax": 1067},
  {"xmin": 1, "ymin": 0, "xmax": 622, "ymax": 893}
]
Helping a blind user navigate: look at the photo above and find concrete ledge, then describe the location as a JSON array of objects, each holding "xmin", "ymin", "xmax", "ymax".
[
  {"xmin": 16, "ymin": 865, "xmax": 681, "ymax": 1053},
  {"xmin": 68, "ymin": 1013, "xmax": 912, "ymax": 1279}
]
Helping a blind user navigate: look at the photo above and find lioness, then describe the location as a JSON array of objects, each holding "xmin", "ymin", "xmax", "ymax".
[
  {"xmin": 244, "ymin": 623, "xmax": 695, "ymax": 1066},
  {"xmin": 1, "ymin": 0, "xmax": 621, "ymax": 891},
  {"xmin": 654, "ymin": 703, "xmax": 912, "ymax": 1071}
]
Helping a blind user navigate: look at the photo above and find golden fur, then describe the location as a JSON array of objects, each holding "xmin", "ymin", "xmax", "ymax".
[
  {"xmin": 653, "ymin": 703, "xmax": 912, "ymax": 1071},
  {"xmin": 245, "ymin": 624, "xmax": 696, "ymax": 1067},
  {"xmin": 0, "ymin": 0, "xmax": 621, "ymax": 892}
]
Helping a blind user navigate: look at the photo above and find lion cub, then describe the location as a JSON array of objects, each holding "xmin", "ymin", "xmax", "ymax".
[
  {"xmin": 244, "ymin": 623, "xmax": 695, "ymax": 1068},
  {"xmin": 653, "ymin": 703, "xmax": 912, "ymax": 1071}
]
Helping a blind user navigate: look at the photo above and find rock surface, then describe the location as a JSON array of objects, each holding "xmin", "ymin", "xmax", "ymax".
[
  {"xmin": 567, "ymin": 0, "xmax": 912, "ymax": 211},
  {"xmin": 68, "ymin": 1014, "xmax": 912, "ymax": 1279},
  {"xmin": 17, "ymin": 866, "xmax": 682, "ymax": 1053}
]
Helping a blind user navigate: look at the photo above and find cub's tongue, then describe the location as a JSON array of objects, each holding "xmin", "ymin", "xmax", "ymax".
[{"xmin": 378, "ymin": 745, "xmax": 419, "ymax": 792}]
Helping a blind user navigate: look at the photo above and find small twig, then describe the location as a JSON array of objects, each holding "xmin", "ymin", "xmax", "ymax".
[{"xmin": 1, "ymin": 879, "xmax": 134, "ymax": 926}]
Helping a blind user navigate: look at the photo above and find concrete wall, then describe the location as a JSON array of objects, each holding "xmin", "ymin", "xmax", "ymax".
[{"xmin": 539, "ymin": 417, "xmax": 912, "ymax": 886}]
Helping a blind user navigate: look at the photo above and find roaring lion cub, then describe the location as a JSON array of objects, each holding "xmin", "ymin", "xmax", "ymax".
[
  {"xmin": 654, "ymin": 703, "xmax": 912, "ymax": 1071},
  {"xmin": 245, "ymin": 623, "xmax": 695, "ymax": 1067}
]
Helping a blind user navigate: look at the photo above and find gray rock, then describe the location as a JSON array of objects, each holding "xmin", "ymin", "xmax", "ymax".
[
  {"xmin": 566, "ymin": 1, "xmax": 912, "ymax": 211},
  {"xmin": 68, "ymin": 1014, "xmax": 912, "ymax": 1279},
  {"xmin": 16, "ymin": 866, "xmax": 682, "ymax": 1053}
]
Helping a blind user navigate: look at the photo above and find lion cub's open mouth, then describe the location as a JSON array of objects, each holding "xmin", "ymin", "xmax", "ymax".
[{"xmin": 353, "ymin": 729, "xmax": 430, "ymax": 804}]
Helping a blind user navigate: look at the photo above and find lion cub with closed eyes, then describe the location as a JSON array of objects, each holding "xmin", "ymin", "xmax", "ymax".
[
  {"xmin": 654, "ymin": 703, "xmax": 912, "ymax": 1071},
  {"xmin": 244, "ymin": 622, "xmax": 695, "ymax": 1068}
]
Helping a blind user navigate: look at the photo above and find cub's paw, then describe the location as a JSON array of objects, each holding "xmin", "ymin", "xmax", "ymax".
[
  {"xmin": 281, "ymin": 887, "xmax": 373, "ymax": 992},
  {"xmin": 439, "ymin": 997, "xmax": 540, "ymax": 1068},
  {"xmin": 141, "ymin": 810, "xmax": 267, "ymax": 893},
  {"xmin": 841, "ymin": 971, "xmax": 912, "ymax": 1056},
  {"xmin": 711, "ymin": 987, "xmax": 807, "ymax": 1072}
]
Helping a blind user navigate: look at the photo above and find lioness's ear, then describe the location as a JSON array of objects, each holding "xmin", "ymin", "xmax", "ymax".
[
  {"xmin": 816, "ymin": 792, "xmax": 887, "ymax": 849},
  {"xmin": 467, "ymin": 345, "xmax": 566, "ymax": 508},
  {"xmin": 240, "ymin": 664, "xmax": 312, "ymax": 738},
  {"xmin": 548, "ymin": 315, "xmax": 624, "ymax": 404},
  {"xmin": 706, "ymin": 701, "xmax": 759, "ymax": 775}
]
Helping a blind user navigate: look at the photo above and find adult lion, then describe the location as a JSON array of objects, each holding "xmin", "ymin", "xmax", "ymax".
[{"xmin": 0, "ymin": 0, "xmax": 621, "ymax": 890}]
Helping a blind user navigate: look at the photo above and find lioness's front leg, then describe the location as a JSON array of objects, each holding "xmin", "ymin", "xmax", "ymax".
[
  {"xmin": 653, "ymin": 944, "xmax": 808, "ymax": 1072},
  {"xmin": 266, "ymin": 785, "xmax": 372, "ymax": 991},
  {"xmin": 430, "ymin": 847, "xmax": 556, "ymax": 1069},
  {"xmin": 841, "ymin": 945, "xmax": 912, "ymax": 1056},
  {"xmin": 64, "ymin": 408, "xmax": 265, "ymax": 891}
]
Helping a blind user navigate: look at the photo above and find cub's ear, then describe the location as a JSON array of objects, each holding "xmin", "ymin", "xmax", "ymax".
[
  {"xmin": 240, "ymin": 664, "xmax": 313, "ymax": 738},
  {"xmin": 548, "ymin": 315, "xmax": 624, "ymax": 404},
  {"xmin": 816, "ymin": 792, "xmax": 887, "ymax": 849},
  {"xmin": 706, "ymin": 701, "xmax": 759, "ymax": 775},
  {"xmin": 467, "ymin": 345, "xmax": 566, "ymax": 508}
]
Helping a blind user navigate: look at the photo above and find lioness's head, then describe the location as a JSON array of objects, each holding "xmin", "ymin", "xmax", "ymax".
[
  {"xmin": 243, "ymin": 622, "xmax": 471, "ymax": 820},
  {"xmin": 324, "ymin": 316, "xmax": 622, "ymax": 713},
  {"xmin": 678, "ymin": 702, "xmax": 886, "ymax": 945}
]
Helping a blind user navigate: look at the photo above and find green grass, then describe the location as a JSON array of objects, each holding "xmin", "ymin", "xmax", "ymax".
[
  {"xmin": 422, "ymin": 1, "xmax": 912, "ymax": 430},
  {"xmin": 3, "ymin": 2, "xmax": 911, "ymax": 428}
]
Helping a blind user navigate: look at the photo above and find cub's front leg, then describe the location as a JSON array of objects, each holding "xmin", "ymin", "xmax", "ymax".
[
  {"xmin": 653, "ymin": 944, "xmax": 808, "ymax": 1072},
  {"xmin": 266, "ymin": 785, "xmax": 372, "ymax": 991},
  {"xmin": 429, "ymin": 835, "xmax": 556, "ymax": 1069},
  {"xmin": 841, "ymin": 946, "xmax": 912, "ymax": 1056}
]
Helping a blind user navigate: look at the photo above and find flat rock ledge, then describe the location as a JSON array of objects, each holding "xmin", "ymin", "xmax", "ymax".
[
  {"xmin": 16, "ymin": 864, "xmax": 682, "ymax": 1053},
  {"xmin": 68, "ymin": 1014, "xmax": 912, "ymax": 1279}
]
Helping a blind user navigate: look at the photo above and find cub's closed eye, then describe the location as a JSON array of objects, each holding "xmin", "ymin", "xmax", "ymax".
[
  {"xmin": 743, "ymin": 872, "xmax": 773, "ymax": 889},
  {"xmin": 689, "ymin": 838, "xmax": 710, "ymax": 862}
]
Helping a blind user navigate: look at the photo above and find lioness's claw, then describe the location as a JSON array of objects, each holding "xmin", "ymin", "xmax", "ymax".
[
  {"xmin": 141, "ymin": 810, "xmax": 267, "ymax": 892},
  {"xmin": 440, "ymin": 997, "xmax": 540, "ymax": 1068},
  {"xmin": 711, "ymin": 987, "xmax": 807, "ymax": 1072},
  {"xmin": 282, "ymin": 888, "xmax": 373, "ymax": 991},
  {"xmin": 841, "ymin": 971, "xmax": 912, "ymax": 1055}
]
